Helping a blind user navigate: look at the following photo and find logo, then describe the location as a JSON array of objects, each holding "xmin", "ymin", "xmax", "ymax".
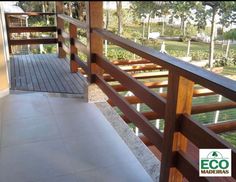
[{"xmin": 199, "ymin": 149, "xmax": 231, "ymax": 177}]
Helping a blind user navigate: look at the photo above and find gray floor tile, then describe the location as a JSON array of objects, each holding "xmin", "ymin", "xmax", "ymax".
[
  {"xmin": 63, "ymin": 132, "xmax": 137, "ymax": 172},
  {"xmin": 48, "ymin": 97, "xmax": 86, "ymax": 114},
  {"xmin": 1, "ymin": 93, "xmax": 53, "ymax": 121},
  {"xmin": 1, "ymin": 115, "xmax": 60, "ymax": 147},
  {"xmin": 36, "ymin": 173, "xmax": 78, "ymax": 182},
  {"xmin": 0, "ymin": 140, "xmax": 74, "ymax": 182},
  {"xmin": 55, "ymin": 109, "xmax": 113, "ymax": 138},
  {"xmin": 76, "ymin": 160, "xmax": 153, "ymax": 182}
]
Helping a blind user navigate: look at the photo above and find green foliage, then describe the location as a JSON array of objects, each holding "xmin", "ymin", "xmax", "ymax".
[
  {"xmin": 107, "ymin": 48, "xmax": 133, "ymax": 60},
  {"xmin": 224, "ymin": 29, "xmax": 236, "ymax": 40},
  {"xmin": 213, "ymin": 57, "xmax": 236, "ymax": 67}
]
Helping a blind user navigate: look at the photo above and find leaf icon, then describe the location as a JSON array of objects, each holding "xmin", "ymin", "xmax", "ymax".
[{"xmin": 212, "ymin": 152, "xmax": 218, "ymax": 158}]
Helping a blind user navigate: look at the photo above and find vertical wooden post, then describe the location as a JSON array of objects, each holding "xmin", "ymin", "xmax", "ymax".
[
  {"xmin": 4, "ymin": 14, "xmax": 11, "ymax": 54},
  {"xmin": 69, "ymin": 23, "xmax": 78, "ymax": 73},
  {"xmin": 56, "ymin": 1, "xmax": 66, "ymax": 58},
  {"xmin": 87, "ymin": 1, "xmax": 103, "ymax": 83},
  {"xmin": 160, "ymin": 72, "xmax": 194, "ymax": 182}
]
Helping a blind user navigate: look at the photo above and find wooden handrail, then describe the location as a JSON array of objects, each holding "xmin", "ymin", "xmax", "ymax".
[
  {"xmin": 8, "ymin": 26, "xmax": 57, "ymax": 33},
  {"xmin": 9, "ymin": 38, "xmax": 57, "ymax": 45},
  {"xmin": 96, "ymin": 74, "xmax": 163, "ymax": 151},
  {"xmin": 93, "ymin": 28, "xmax": 236, "ymax": 102},
  {"xmin": 74, "ymin": 39, "xmax": 89, "ymax": 55},
  {"xmin": 74, "ymin": 54, "xmax": 89, "ymax": 74},
  {"xmin": 207, "ymin": 120, "xmax": 236, "ymax": 134},
  {"xmin": 5, "ymin": 12, "xmax": 55, "ymax": 16},
  {"xmin": 104, "ymin": 71, "xmax": 169, "ymax": 82},
  {"xmin": 112, "ymin": 59, "xmax": 151, "ymax": 65},
  {"xmin": 57, "ymin": 14, "xmax": 88, "ymax": 29},
  {"xmin": 96, "ymin": 54, "xmax": 166, "ymax": 116},
  {"xmin": 61, "ymin": 30, "xmax": 70, "ymax": 40}
]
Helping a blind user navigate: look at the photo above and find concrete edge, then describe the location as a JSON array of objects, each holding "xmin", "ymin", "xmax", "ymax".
[{"xmin": 95, "ymin": 101, "xmax": 160, "ymax": 182}]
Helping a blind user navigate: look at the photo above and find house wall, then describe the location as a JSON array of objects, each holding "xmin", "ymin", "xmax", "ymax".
[{"xmin": 0, "ymin": 3, "xmax": 10, "ymax": 97}]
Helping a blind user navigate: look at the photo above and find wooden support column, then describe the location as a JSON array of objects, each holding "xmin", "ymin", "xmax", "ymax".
[
  {"xmin": 160, "ymin": 71, "xmax": 194, "ymax": 182},
  {"xmin": 56, "ymin": 1, "xmax": 66, "ymax": 58},
  {"xmin": 87, "ymin": 1, "xmax": 103, "ymax": 83},
  {"xmin": 69, "ymin": 23, "xmax": 78, "ymax": 73}
]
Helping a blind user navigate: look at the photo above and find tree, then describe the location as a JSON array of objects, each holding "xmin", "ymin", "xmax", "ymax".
[
  {"xmin": 156, "ymin": 1, "xmax": 170, "ymax": 36},
  {"xmin": 170, "ymin": 1, "xmax": 195, "ymax": 36},
  {"xmin": 116, "ymin": 1, "xmax": 123, "ymax": 36},
  {"xmin": 223, "ymin": 29, "xmax": 236, "ymax": 58},
  {"xmin": 200, "ymin": 1, "xmax": 236, "ymax": 68},
  {"xmin": 131, "ymin": 1, "xmax": 160, "ymax": 40}
]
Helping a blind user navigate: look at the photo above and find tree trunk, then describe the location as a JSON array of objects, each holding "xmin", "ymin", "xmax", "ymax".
[
  {"xmin": 225, "ymin": 40, "xmax": 230, "ymax": 59},
  {"xmin": 142, "ymin": 21, "xmax": 145, "ymax": 40},
  {"xmin": 116, "ymin": 1, "xmax": 122, "ymax": 36},
  {"xmin": 68, "ymin": 2, "xmax": 72, "ymax": 17},
  {"xmin": 162, "ymin": 16, "xmax": 165, "ymax": 36},
  {"xmin": 147, "ymin": 14, "xmax": 151, "ymax": 40},
  {"xmin": 209, "ymin": 8, "xmax": 217, "ymax": 68},
  {"xmin": 183, "ymin": 21, "xmax": 186, "ymax": 37},
  {"xmin": 105, "ymin": 9, "xmax": 109, "ymax": 29},
  {"xmin": 187, "ymin": 40, "xmax": 191, "ymax": 57}
]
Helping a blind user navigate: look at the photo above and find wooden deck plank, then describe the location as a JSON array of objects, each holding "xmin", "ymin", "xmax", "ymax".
[
  {"xmin": 46, "ymin": 54, "xmax": 78, "ymax": 94},
  {"xmin": 54, "ymin": 54, "xmax": 86, "ymax": 92},
  {"xmin": 21, "ymin": 54, "xmax": 34, "ymax": 91},
  {"xmin": 33, "ymin": 54, "xmax": 54, "ymax": 92},
  {"xmin": 10, "ymin": 54, "xmax": 85, "ymax": 94},
  {"xmin": 43, "ymin": 54, "xmax": 73, "ymax": 93},
  {"xmin": 35, "ymin": 54, "xmax": 61, "ymax": 92},
  {"xmin": 57, "ymin": 56, "xmax": 86, "ymax": 93},
  {"xmin": 10, "ymin": 56, "xmax": 16, "ymax": 89},
  {"xmin": 25, "ymin": 54, "xmax": 40, "ymax": 91},
  {"xmin": 15, "ymin": 56, "xmax": 21, "ymax": 89},
  {"xmin": 28, "ymin": 54, "xmax": 47, "ymax": 91},
  {"xmin": 38, "ymin": 54, "xmax": 67, "ymax": 93},
  {"xmin": 18, "ymin": 55, "xmax": 28, "ymax": 90},
  {"xmin": 49, "ymin": 54, "xmax": 82, "ymax": 94}
]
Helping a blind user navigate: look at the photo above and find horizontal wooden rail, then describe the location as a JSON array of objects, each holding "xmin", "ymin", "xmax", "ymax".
[
  {"xmin": 104, "ymin": 71, "xmax": 169, "ymax": 82},
  {"xmin": 207, "ymin": 120, "xmax": 236, "ymax": 134},
  {"xmin": 121, "ymin": 111, "xmax": 163, "ymax": 123},
  {"xmin": 5, "ymin": 12, "xmax": 55, "ymax": 16},
  {"xmin": 96, "ymin": 54, "xmax": 166, "ymax": 116},
  {"xmin": 119, "ymin": 101, "xmax": 236, "ymax": 123},
  {"xmin": 112, "ymin": 80, "xmax": 168, "ymax": 92},
  {"xmin": 62, "ymin": 43, "xmax": 70, "ymax": 54},
  {"xmin": 8, "ymin": 26, "xmax": 56, "ymax": 33},
  {"xmin": 180, "ymin": 114, "xmax": 236, "ymax": 179},
  {"xmin": 93, "ymin": 28, "xmax": 236, "ymax": 102},
  {"xmin": 109, "ymin": 88, "xmax": 216, "ymax": 106},
  {"xmin": 61, "ymin": 30, "xmax": 70, "ymax": 40},
  {"xmin": 9, "ymin": 38, "xmax": 57, "ymax": 45},
  {"xmin": 191, "ymin": 101, "xmax": 236, "ymax": 114},
  {"xmin": 74, "ymin": 54, "xmax": 89, "ymax": 74},
  {"xmin": 119, "ymin": 64, "xmax": 163, "ymax": 72},
  {"xmin": 57, "ymin": 14, "xmax": 87, "ymax": 29},
  {"xmin": 74, "ymin": 39, "xmax": 89, "ymax": 55},
  {"xmin": 112, "ymin": 59, "xmax": 151, "ymax": 65},
  {"xmin": 95, "ymin": 74, "xmax": 163, "ymax": 151},
  {"xmin": 175, "ymin": 151, "xmax": 212, "ymax": 182}
]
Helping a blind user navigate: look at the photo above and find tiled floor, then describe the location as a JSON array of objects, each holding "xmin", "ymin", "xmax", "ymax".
[{"xmin": 0, "ymin": 92, "xmax": 152, "ymax": 182}]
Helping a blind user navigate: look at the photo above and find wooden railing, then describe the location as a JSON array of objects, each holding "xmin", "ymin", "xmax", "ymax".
[
  {"xmin": 92, "ymin": 29, "xmax": 236, "ymax": 182},
  {"xmin": 56, "ymin": 13, "xmax": 89, "ymax": 73},
  {"xmin": 54, "ymin": 2, "xmax": 236, "ymax": 181},
  {"xmin": 5, "ymin": 12, "xmax": 57, "ymax": 53}
]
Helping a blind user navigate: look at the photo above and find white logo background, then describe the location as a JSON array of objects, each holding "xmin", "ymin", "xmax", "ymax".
[{"xmin": 199, "ymin": 149, "xmax": 231, "ymax": 177}]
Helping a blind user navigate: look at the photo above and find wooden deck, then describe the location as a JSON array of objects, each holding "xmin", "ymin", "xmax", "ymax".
[{"xmin": 10, "ymin": 54, "xmax": 86, "ymax": 94}]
